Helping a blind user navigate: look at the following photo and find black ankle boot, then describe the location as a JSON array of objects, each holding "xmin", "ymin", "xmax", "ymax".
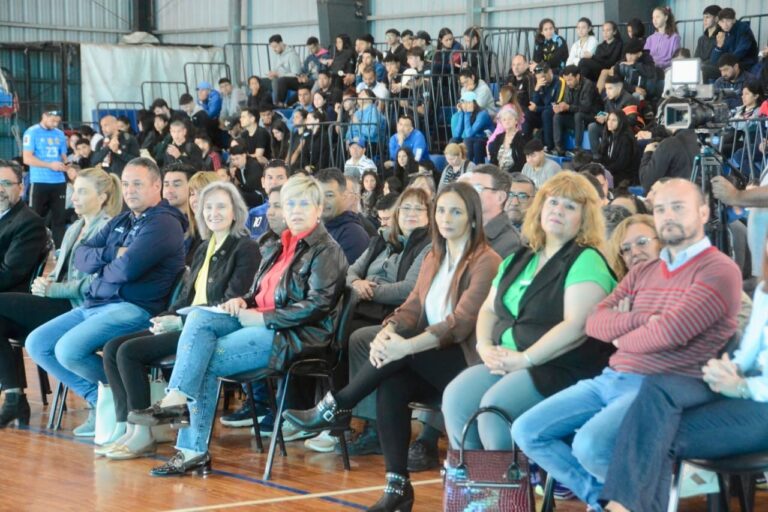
[
  {"xmin": 282, "ymin": 391, "xmax": 351, "ymax": 432},
  {"xmin": 367, "ymin": 472, "xmax": 414, "ymax": 512},
  {"xmin": 0, "ymin": 392, "xmax": 31, "ymax": 428}
]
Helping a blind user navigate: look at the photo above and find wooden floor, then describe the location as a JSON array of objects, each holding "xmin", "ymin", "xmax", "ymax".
[{"xmin": 1, "ymin": 357, "xmax": 765, "ymax": 512}]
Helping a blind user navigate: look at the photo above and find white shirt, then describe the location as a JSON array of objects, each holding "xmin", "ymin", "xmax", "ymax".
[
  {"xmin": 425, "ymin": 240, "xmax": 467, "ymax": 325},
  {"xmin": 659, "ymin": 236, "xmax": 711, "ymax": 272},
  {"xmin": 733, "ymin": 283, "xmax": 768, "ymax": 401},
  {"xmin": 566, "ymin": 36, "xmax": 598, "ymax": 66}
]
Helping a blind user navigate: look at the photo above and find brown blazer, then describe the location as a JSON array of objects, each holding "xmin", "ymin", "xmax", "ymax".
[{"xmin": 385, "ymin": 243, "xmax": 501, "ymax": 366}]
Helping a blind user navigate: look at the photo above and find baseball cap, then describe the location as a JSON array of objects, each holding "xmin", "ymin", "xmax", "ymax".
[{"xmin": 196, "ymin": 80, "xmax": 213, "ymax": 90}]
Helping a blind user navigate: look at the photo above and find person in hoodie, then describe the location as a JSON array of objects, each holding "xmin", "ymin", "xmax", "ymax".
[
  {"xmin": 588, "ymin": 75, "xmax": 640, "ymax": 153},
  {"xmin": 161, "ymin": 120, "xmax": 204, "ymax": 169},
  {"xmin": 531, "ymin": 18, "xmax": 569, "ymax": 74},
  {"xmin": 597, "ymin": 110, "xmax": 637, "ymax": 185},
  {"xmin": 695, "ymin": 5, "xmax": 723, "ymax": 82},
  {"xmin": 178, "ymin": 93, "xmax": 211, "ymax": 140},
  {"xmin": 25, "ymin": 157, "xmax": 187, "ymax": 437},
  {"xmin": 609, "ymin": 39, "xmax": 659, "ymax": 102},
  {"xmin": 638, "ymin": 127, "xmax": 700, "ymax": 192},
  {"xmin": 316, "ymin": 167, "xmax": 370, "ymax": 264},
  {"xmin": 267, "ymin": 34, "xmax": 303, "ymax": 106},
  {"xmin": 196, "ymin": 81, "xmax": 222, "ymax": 120},
  {"xmin": 710, "ymin": 7, "xmax": 759, "ymax": 72}
]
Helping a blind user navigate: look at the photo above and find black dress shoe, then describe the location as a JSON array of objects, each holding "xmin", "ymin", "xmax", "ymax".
[
  {"xmin": 337, "ymin": 422, "xmax": 381, "ymax": 455},
  {"xmin": 367, "ymin": 472, "xmax": 414, "ymax": 512},
  {"xmin": 0, "ymin": 392, "xmax": 30, "ymax": 428},
  {"xmin": 128, "ymin": 401, "xmax": 189, "ymax": 427},
  {"xmin": 282, "ymin": 391, "xmax": 351, "ymax": 433},
  {"xmin": 150, "ymin": 451, "xmax": 212, "ymax": 477},
  {"xmin": 406, "ymin": 439, "xmax": 439, "ymax": 472}
]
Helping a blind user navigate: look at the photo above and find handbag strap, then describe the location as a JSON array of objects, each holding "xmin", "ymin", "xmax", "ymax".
[{"xmin": 458, "ymin": 406, "xmax": 519, "ymax": 467}]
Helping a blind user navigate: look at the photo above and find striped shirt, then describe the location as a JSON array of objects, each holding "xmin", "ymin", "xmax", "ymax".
[{"xmin": 586, "ymin": 247, "xmax": 742, "ymax": 377}]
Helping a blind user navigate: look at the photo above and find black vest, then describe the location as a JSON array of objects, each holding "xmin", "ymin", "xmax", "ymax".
[{"xmin": 492, "ymin": 240, "xmax": 615, "ymax": 397}]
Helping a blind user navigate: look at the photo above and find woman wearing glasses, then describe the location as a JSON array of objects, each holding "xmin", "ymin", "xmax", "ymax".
[
  {"xmin": 307, "ymin": 187, "xmax": 433, "ymax": 454},
  {"xmin": 606, "ymin": 214, "xmax": 660, "ymax": 281},
  {"xmin": 284, "ymin": 182, "xmax": 501, "ymax": 511},
  {"xmin": 442, "ymin": 172, "xmax": 616, "ymax": 453}
]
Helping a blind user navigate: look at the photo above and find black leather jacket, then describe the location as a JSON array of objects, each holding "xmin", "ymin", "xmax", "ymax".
[
  {"xmin": 246, "ymin": 223, "xmax": 348, "ymax": 370},
  {"xmin": 171, "ymin": 235, "xmax": 260, "ymax": 313}
]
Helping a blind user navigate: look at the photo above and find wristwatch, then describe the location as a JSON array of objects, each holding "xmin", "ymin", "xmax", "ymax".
[{"xmin": 737, "ymin": 379, "xmax": 752, "ymax": 400}]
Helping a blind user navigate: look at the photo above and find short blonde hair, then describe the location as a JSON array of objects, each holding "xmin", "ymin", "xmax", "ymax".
[
  {"xmin": 444, "ymin": 142, "xmax": 466, "ymax": 158},
  {"xmin": 195, "ymin": 181, "xmax": 250, "ymax": 240},
  {"xmin": 189, "ymin": 171, "xmax": 221, "ymax": 194},
  {"xmin": 281, "ymin": 174, "xmax": 323, "ymax": 208},
  {"xmin": 607, "ymin": 214, "xmax": 656, "ymax": 280},
  {"xmin": 522, "ymin": 171, "xmax": 606, "ymax": 253}
]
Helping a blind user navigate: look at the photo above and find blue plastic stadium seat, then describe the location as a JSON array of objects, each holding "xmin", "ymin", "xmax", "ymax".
[
  {"xmin": 489, "ymin": 82, "xmax": 500, "ymax": 100},
  {"xmin": 430, "ymin": 154, "xmax": 447, "ymax": 172},
  {"xmin": 277, "ymin": 109, "xmax": 293, "ymax": 120},
  {"xmin": 546, "ymin": 154, "xmax": 571, "ymax": 166},
  {"xmin": 628, "ymin": 186, "xmax": 645, "ymax": 196},
  {"xmin": 581, "ymin": 130, "xmax": 591, "ymax": 151},
  {"xmin": 564, "ymin": 132, "xmax": 576, "ymax": 151},
  {"xmin": 285, "ymin": 90, "xmax": 297, "ymax": 105}
]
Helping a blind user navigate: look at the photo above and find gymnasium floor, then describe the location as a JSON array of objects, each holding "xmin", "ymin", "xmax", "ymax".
[{"xmin": 1, "ymin": 357, "xmax": 763, "ymax": 511}]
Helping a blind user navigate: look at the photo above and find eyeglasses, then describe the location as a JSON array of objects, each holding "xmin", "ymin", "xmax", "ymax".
[
  {"xmin": 398, "ymin": 204, "xmax": 429, "ymax": 213},
  {"xmin": 619, "ymin": 236, "xmax": 658, "ymax": 255},
  {"xmin": 0, "ymin": 180, "xmax": 20, "ymax": 188},
  {"xmin": 472, "ymin": 184, "xmax": 500, "ymax": 194},
  {"xmin": 508, "ymin": 191, "xmax": 531, "ymax": 201}
]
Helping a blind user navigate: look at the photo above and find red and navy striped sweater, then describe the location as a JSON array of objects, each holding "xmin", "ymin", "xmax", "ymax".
[{"xmin": 586, "ymin": 247, "xmax": 742, "ymax": 377}]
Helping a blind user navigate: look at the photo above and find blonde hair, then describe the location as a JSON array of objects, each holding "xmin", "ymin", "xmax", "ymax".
[
  {"xmin": 607, "ymin": 214, "xmax": 656, "ymax": 280},
  {"xmin": 522, "ymin": 171, "xmax": 606, "ymax": 253},
  {"xmin": 281, "ymin": 174, "xmax": 323, "ymax": 208},
  {"xmin": 444, "ymin": 142, "xmax": 466, "ymax": 159},
  {"xmin": 195, "ymin": 181, "xmax": 250, "ymax": 240},
  {"xmin": 187, "ymin": 171, "xmax": 222, "ymax": 236},
  {"xmin": 76, "ymin": 167, "xmax": 123, "ymax": 217}
]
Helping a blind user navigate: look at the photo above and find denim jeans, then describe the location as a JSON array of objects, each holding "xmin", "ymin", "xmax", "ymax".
[
  {"xmin": 511, "ymin": 368, "xmax": 645, "ymax": 508},
  {"xmin": 169, "ymin": 309, "xmax": 274, "ymax": 453},
  {"xmin": 602, "ymin": 374, "xmax": 768, "ymax": 511},
  {"xmin": 25, "ymin": 302, "xmax": 151, "ymax": 405},
  {"xmin": 443, "ymin": 364, "xmax": 544, "ymax": 450}
]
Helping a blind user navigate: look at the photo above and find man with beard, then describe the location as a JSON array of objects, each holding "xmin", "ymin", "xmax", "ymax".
[
  {"xmin": 513, "ymin": 178, "xmax": 742, "ymax": 511},
  {"xmin": 505, "ymin": 172, "xmax": 536, "ymax": 230}
]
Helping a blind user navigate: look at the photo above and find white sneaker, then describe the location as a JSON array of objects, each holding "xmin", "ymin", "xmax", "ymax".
[
  {"xmin": 250, "ymin": 421, "xmax": 316, "ymax": 442},
  {"xmin": 304, "ymin": 430, "xmax": 337, "ymax": 452}
]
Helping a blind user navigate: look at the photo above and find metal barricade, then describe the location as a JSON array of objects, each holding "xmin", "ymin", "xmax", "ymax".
[
  {"xmin": 330, "ymin": 119, "xmax": 388, "ymax": 168},
  {"xmin": 94, "ymin": 101, "xmax": 144, "ymax": 131},
  {"xmin": 723, "ymin": 117, "xmax": 768, "ymax": 182},
  {"xmin": 141, "ymin": 81, "xmax": 189, "ymax": 109},
  {"xmin": 183, "ymin": 62, "xmax": 231, "ymax": 94},
  {"xmin": 482, "ymin": 28, "xmax": 537, "ymax": 80},
  {"xmin": 223, "ymin": 43, "xmax": 309, "ymax": 86}
]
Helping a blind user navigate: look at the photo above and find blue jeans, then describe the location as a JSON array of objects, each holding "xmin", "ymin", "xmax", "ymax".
[
  {"xmin": 443, "ymin": 364, "xmax": 544, "ymax": 450},
  {"xmin": 25, "ymin": 302, "xmax": 151, "ymax": 405},
  {"xmin": 511, "ymin": 368, "xmax": 645, "ymax": 508},
  {"xmin": 169, "ymin": 309, "xmax": 273, "ymax": 453},
  {"xmin": 602, "ymin": 374, "xmax": 768, "ymax": 511}
]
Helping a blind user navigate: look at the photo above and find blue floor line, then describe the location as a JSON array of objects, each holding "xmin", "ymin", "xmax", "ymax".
[{"xmin": 21, "ymin": 421, "xmax": 367, "ymax": 510}]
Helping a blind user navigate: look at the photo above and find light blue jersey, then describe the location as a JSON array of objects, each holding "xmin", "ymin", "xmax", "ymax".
[{"xmin": 22, "ymin": 123, "xmax": 67, "ymax": 184}]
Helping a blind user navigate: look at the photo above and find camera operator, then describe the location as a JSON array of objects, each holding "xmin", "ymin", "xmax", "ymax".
[{"xmin": 638, "ymin": 126, "xmax": 699, "ymax": 192}]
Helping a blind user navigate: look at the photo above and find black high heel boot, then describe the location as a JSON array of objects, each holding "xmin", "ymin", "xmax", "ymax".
[
  {"xmin": 0, "ymin": 392, "xmax": 31, "ymax": 428},
  {"xmin": 367, "ymin": 472, "xmax": 414, "ymax": 512},
  {"xmin": 282, "ymin": 391, "xmax": 351, "ymax": 432}
]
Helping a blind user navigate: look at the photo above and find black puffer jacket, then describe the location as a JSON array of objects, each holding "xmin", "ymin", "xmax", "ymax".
[
  {"xmin": 246, "ymin": 223, "xmax": 348, "ymax": 370},
  {"xmin": 171, "ymin": 235, "xmax": 260, "ymax": 313}
]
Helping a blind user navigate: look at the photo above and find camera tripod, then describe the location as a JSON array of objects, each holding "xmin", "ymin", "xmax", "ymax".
[{"xmin": 690, "ymin": 135, "xmax": 733, "ymax": 257}]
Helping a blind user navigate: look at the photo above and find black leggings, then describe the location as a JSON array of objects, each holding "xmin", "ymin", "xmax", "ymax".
[
  {"xmin": 102, "ymin": 330, "xmax": 181, "ymax": 422},
  {"xmin": 335, "ymin": 342, "xmax": 467, "ymax": 476},
  {"xmin": 0, "ymin": 293, "xmax": 72, "ymax": 389}
]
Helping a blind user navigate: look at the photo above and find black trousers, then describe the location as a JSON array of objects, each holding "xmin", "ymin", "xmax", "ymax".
[
  {"xmin": 102, "ymin": 330, "xmax": 181, "ymax": 422},
  {"xmin": 275, "ymin": 76, "xmax": 301, "ymax": 104},
  {"xmin": 335, "ymin": 341, "xmax": 467, "ymax": 476},
  {"xmin": 0, "ymin": 293, "xmax": 72, "ymax": 389},
  {"xmin": 29, "ymin": 182, "xmax": 67, "ymax": 246}
]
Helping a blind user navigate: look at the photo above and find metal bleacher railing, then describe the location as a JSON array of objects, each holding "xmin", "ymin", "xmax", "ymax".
[{"xmin": 140, "ymin": 81, "xmax": 189, "ymax": 110}]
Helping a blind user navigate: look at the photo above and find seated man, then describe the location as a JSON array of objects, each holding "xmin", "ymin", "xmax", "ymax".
[
  {"xmin": 529, "ymin": 63, "xmax": 566, "ymax": 152},
  {"xmin": 161, "ymin": 120, "xmax": 204, "ymax": 169},
  {"xmin": 267, "ymin": 34, "xmax": 302, "ymax": 106},
  {"xmin": 161, "ymin": 163, "xmax": 198, "ymax": 265},
  {"xmin": 587, "ymin": 75, "xmax": 640, "ymax": 153},
  {"xmin": 344, "ymin": 137, "xmax": 377, "ymax": 180},
  {"xmin": 638, "ymin": 127, "xmax": 700, "ymax": 192},
  {"xmin": 355, "ymin": 49, "xmax": 386, "ymax": 89},
  {"xmin": 552, "ymin": 65, "xmax": 602, "ymax": 156},
  {"xmin": 710, "ymin": 7, "xmax": 759, "ymax": 72},
  {"xmin": 178, "ymin": 93, "xmax": 211, "ymax": 139},
  {"xmin": 247, "ymin": 160, "xmax": 289, "ymax": 239},
  {"xmin": 521, "ymin": 139, "xmax": 562, "ymax": 189},
  {"xmin": 505, "ymin": 172, "xmax": 536, "ymax": 230},
  {"xmin": 228, "ymin": 145, "xmax": 264, "ymax": 208},
  {"xmin": 386, "ymin": 113, "xmax": 429, "ymax": 170},
  {"xmin": 695, "ymin": 5, "xmax": 723, "ymax": 82},
  {"xmin": 91, "ymin": 115, "xmax": 140, "ymax": 177},
  {"xmin": 460, "ymin": 165, "xmax": 522, "ymax": 257},
  {"xmin": 512, "ymin": 178, "xmax": 742, "ymax": 511},
  {"xmin": 608, "ymin": 39, "xmax": 658, "ymax": 102},
  {"xmin": 356, "ymin": 65, "xmax": 390, "ymax": 100},
  {"xmin": 26, "ymin": 157, "xmax": 187, "ymax": 437},
  {"xmin": 0, "ymin": 159, "xmax": 47, "ymax": 293},
  {"xmin": 316, "ymin": 167, "xmax": 370, "ymax": 264},
  {"xmin": 714, "ymin": 53, "xmax": 755, "ymax": 110},
  {"xmin": 196, "ymin": 81, "xmax": 222, "ymax": 121}
]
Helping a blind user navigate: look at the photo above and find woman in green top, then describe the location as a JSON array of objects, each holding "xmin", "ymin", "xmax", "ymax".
[{"xmin": 443, "ymin": 171, "xmax": 616, "ymax": 450}]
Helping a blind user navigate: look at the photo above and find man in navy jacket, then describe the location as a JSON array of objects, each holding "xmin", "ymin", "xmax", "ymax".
[{"xmin": 26, "ymin": 157, "xmax": 187, "ymax": 437}]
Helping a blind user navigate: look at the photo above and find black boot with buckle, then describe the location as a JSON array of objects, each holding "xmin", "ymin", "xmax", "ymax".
[
  {"xmin": 282, "ymin": 391, "xmax": 351, "ymax": 432},
  {"xmin": 367, "ymin": 472, "xmax": 414, "ymax": 512},
  {"xmin": 0, "ymin": 392, "xmax": 30, "ymax": 428}
]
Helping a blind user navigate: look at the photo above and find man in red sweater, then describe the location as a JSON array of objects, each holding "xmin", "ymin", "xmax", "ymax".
[{"xmin": 511, "ymin": 178, "xmax": 742, "ymax": 510}]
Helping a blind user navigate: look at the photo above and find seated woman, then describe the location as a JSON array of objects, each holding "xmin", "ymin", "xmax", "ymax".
[
  {"xmin": 130, "ymin": 175, "xmax": 347, "ymax": 475},
  {"xmin": 442, "ymin": 172, "xmax": 616, "ymax": 452},
  {"xmin": 605, "ymin": 214, "xmax": 660, "ymax": 281},
  {"xmin": 601, "ymin": 239, "xmax": 768, "ymax": 512},
  {"xmin": 0, "ymin": 168, "xmax": 120, "ymax": 427},
  {"xmin": 597, "ymin": 111, "xmax": 637, "ymax": 185},
  {"xmin": 299, "ymin": 110, "xmax": 331, "ymax": 172},
  {"xmin": 578, "ymin": 21, "xmax": 623, "ymax": 82},
  {"xmin": 391, "ymin": 147, "xmax": 419, "ymax": 186},
  {"xmin": 488, "ymin": 108, "xmax": 528, "ymax": 174},
  {"xmin": 312, "ymin": 187, "xmax": 432, "ymax": 455},
  {"xmin": 283, "ymin": 182, "xmax": 502, "ymax": 511},
  {"xmin": 360, "ymin": 169, "xmax": 382, "ymax": 225},
  {"xmin": 450, "ymin": 92, "xmax": 493, "ymax": 165},
  {"xmin": 97, "ymin": 181, "xmax": 259, "ymax": 459},
  {"xmin": 438, "ymin": 143, "xmax": 475, "ymax": 191}
]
